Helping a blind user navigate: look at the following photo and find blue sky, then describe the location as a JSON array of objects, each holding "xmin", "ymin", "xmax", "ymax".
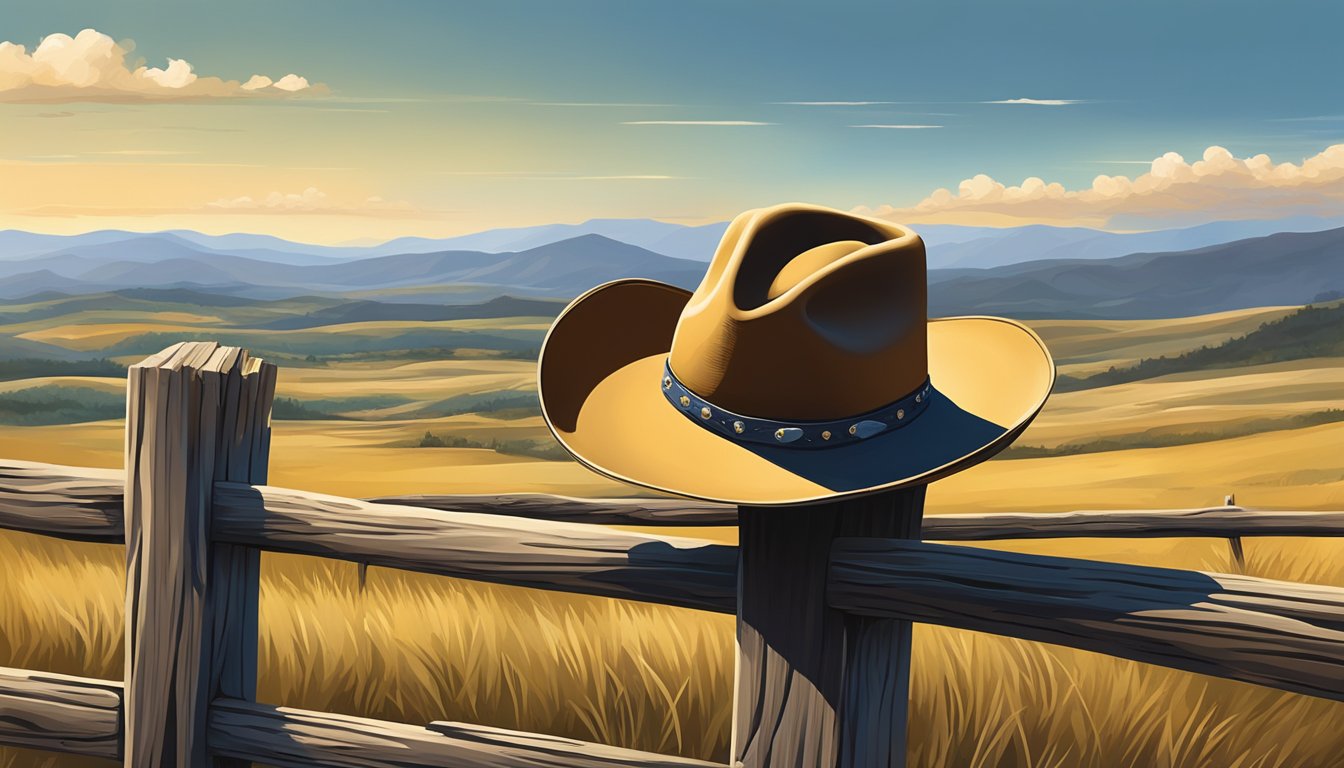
[{"xmin": 2, "ymin": 0, "xmax": 1342, "ymax": 242}]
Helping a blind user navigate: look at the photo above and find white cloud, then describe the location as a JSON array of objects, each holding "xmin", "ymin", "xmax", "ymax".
[
  {"xmin": 139, "ymin": 58, "xmax": 197, "ymax": 89},
  {"xmin": 984, "ymin": 98, "xmax": 1082, "ymax": 106},
  {"xmin": 272, "ymin": 74, "xmax": 310, "ymax": 92},
  {"xmin": 0, "ymin": 28, "xmax": 324, "ymax": 102},
  {"xmin": 859, "ymin": 144, "xmax": 1344, "ymax": 228}
]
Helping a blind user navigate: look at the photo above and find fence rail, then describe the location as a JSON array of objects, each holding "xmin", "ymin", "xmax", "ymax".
[
  {"xmin": 829, "ymin": 539, "xmax": 1344, "ymax": 702},
  {"xmin": 1, "ymin": 340, "xmax": 1343, "ymax": 768},
  {"xmin": 0, "ymin": 667, "xmax": 723, "ymax": 768},
  {"xmin": 7, "ymin": 460, "xmax": 1343, "ymax": 545}
]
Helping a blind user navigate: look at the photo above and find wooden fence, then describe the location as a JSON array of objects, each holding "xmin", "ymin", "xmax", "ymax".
[{"xmin": 1, "ymin": 340, "xmax": 1343, "ymax": 767}]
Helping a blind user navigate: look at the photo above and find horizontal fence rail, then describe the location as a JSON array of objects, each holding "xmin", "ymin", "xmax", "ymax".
[
  {"xmin": 211, "ymin": 699, "xmax": 725, "ymax": 768},
  {"xmin": 829, "ymin": 539, "xmax": 1344, "ymax": 702},
  {"xmin": 7, "ymin": 460, "xmax": 1344, "ymax": 544},
  {"xmin": 212, "ymin": 482, "xmax": 738, "ymax": 614},
  {"xmin": 0, "ymin": 462, "xmax": 122, "ymax": 542},
  {"xmin": 0, "ymin": 668, "xmax": 122, "ymax": 760},
  {"xmin": 0, "ymin": 667, "xmax": 723, "ymax": 767}
]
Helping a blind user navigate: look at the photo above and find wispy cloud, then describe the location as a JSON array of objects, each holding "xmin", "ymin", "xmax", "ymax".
[
  {"xmin": 850, "ymin": 124, "xmax": 942, "ymax": 129},
  {"xmin": 859, "ymin": 143, "xmax": 1344, "ymax": 228},
  {"xmin": 7, "ymin": 155, "xmax": 265, "ymax": 168},
  {"xmin": 0, "ymin": 28, "xmax": 325, "ymax": 103},
  {"xmin": 433, "ymin": 170, "xmax": 681, "ymax": 180},
  {"xmin": 983, "ymin": 98, "xmax": 1083, "ymax": 106},
  {"xmin": 89, "ymin": 149, "xmax": 197, "ymax": 156},
  {"xmin": 532, "ymin": 101, "xmax": 676, "ymax": 108},
  {"xmin": 432, "ymin": 169, "xmax": 682, "ymax": 178},
  {"xmin": 1271, "ymin": 114, "xmax": 1344, "ymax": 122},
  {"xmin": 622, "ymin": 120, "xmax": 773, "ymax": 126},
  {"xmin": 774, "ymin": 101, "xmax": 899, "ymax": 106},
  {"xmin": 568, "ymin": 174, "xmax": 685, "ymax": 180},
  {"xmin": 206, "ymin": 187, "xmax": 425, "ymax": 217}
]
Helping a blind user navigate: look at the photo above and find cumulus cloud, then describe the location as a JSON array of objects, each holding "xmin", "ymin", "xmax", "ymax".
[
  {"xmin": 860, "ymin": 144, "xmax": 1344, "ymax": 228},
  {"xmin": 0, "ymin": 28, "xmax": 325, "ymax": 102},
  {"xmin": 206, "ymin": 187, "xmax": 420, "ymax": 217}
]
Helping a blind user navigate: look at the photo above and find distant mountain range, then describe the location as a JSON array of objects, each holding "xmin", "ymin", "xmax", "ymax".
[
  {"xmin": 0, "ymin": 219, "xmax": 1340, "ymax": 320},
  {"xmin": 363, "ymin": 219, "xmax": 732, "ymax": 262},
  {"xmin": 7, "ymin": 213, "xmax": 1344, "ymax": 270},
  {"xmin": 927, "ymin": 227, "xmax": 1344, "ymax": 319},
  {"xmin": 0, "ymin": 234, "xmax": 709, "ymax": 301}
]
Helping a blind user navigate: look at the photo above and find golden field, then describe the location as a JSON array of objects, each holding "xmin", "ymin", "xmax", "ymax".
[{"xmin": 1, "ymin": 302, "xmax": 1343, "ymax": 766}]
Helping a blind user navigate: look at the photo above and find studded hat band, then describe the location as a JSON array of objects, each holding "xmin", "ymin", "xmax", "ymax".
[{"xmin": 659, "ymin": 359, "xmax": 933, "ymax": 450}]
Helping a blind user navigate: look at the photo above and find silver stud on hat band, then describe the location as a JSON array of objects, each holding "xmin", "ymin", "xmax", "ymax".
[{"xmin": 659, "ymin": 359, "xmax": 934, "ymax": 450}]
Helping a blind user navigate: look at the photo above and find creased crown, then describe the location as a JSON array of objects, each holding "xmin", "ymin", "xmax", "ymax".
[{"xmin": 667, "ymin": 203, "xmax": 927, "ymax": 421}]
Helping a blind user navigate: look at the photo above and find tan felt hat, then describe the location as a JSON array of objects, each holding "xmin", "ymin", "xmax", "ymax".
[{"xmin": 538, "ymin": 203, "xmax": 1055, "ymax": 506}]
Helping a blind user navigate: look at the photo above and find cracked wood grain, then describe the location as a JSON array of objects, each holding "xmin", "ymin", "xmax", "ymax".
[
  {"xmin": 0, "ymin": 667, "xmax": 122, "ymax": 760},
  {"xmin": 829, "ymin": 538, "xmax": 1344, "ymax": 702}
]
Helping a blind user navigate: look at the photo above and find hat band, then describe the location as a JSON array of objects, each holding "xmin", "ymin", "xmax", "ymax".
[{"xmin": 660, "ymin": 359, "xmax": 933, "ymax": 450}]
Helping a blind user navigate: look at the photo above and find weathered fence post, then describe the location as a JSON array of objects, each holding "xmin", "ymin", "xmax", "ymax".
[
  {"xmin": 124, "ymin": 342, "xmax": 276, "ymax": 767},
  {"xmin": 732, "ymin": 486, "xmax": 924, "ymax": 768}
]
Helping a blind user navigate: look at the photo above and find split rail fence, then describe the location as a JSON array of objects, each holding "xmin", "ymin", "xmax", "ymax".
[{"xmin": 1, "ymin": 341, "xmax": 1343, "ymax": 767}]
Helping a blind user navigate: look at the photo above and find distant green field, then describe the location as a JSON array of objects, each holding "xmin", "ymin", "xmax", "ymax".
[
  {"xmin": 0, "ymin": 357, "xmax": 124, "ymax": 381},
  {"xmin": 98, "ymin": 328, "xmax": 543, "ymax": 360},
  {"xmin": 1057, "ymin": 301, "xmax": 1344, "ymax": 391},
  {"xmin": 1004, "ymin": 408, "xmax": 1344, "ymax": 458},
  {"xmin": 0, "ymin": 384, "xmax": 123, "ymax": 426}
]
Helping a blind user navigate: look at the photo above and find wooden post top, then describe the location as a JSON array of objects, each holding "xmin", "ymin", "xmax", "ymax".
[{"xmin": 132, "ymin": 341, "xmax": 266, "ymax": 376}]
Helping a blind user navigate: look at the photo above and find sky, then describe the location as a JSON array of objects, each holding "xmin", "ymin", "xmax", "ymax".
[{"xmin": 2, "ymin": 0, "xmax": 1342, "ymax": 244}]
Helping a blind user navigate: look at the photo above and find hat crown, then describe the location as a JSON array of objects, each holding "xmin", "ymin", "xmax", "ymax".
[{"xmin": 668, "ymin": 204, "xmax": 928, "ymax": 421}]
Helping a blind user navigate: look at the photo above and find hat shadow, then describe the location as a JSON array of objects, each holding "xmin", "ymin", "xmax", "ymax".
[{"xmin": 737, "ymin": 390, "xmax": 1008, "ymax": 495}]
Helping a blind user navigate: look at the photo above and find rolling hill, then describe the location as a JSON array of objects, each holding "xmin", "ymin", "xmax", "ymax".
[
  {"xmin": 927, "ymin": 227, "xmax": 1344, "ymax": 319},
  {"xmin": 1055, "ymin": 301, "xmax": 1344, "ymax": 390}
]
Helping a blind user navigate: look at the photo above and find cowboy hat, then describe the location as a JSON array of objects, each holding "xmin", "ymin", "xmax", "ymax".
[{"xmin": 538, "ymin": 203, "xmax": 1054, "ymax": 506}]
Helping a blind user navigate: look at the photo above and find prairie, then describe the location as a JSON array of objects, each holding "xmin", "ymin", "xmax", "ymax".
[
  {"xmin": 1030, "ymin": 305, "xmax": 1298, "ymax": 377},
  {"xmin": 1, "ymin": 297, "xmax": 1343, "ymax": 766}
]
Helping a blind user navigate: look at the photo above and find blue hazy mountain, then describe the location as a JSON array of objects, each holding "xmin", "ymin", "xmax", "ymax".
[
  {"xmin": 927, "ymin": 227, "xmax": 1344, "ymax": 319},
  {"xmin": 916, "ymin": 215, "xmax": 1344, "ymax": 269},
  {"xmin": 0, "ymin": 234, "xmax": 709, "ymax": 300},
  {"xmin": 0, "ymin": 218, "xmax": 1340, "ymax": 318},
  {"xmin": 365, "ymin": 219, "xmax": 731, "ymax": 262},
  {"xmin": 7, "ymin": 214, "xmax": 1344, "ymax": 271},
  {"xmin": 0, "ymin": 230, "xmax": 355, "ymax": 266}
]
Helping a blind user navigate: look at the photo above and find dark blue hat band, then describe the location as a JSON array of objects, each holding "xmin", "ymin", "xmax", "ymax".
[{"xmin": 659, "ymin": 359, "xmax": 933, "ymax": 450}]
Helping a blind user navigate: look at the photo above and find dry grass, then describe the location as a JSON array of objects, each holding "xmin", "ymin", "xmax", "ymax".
[
  {"xmin": 5, "ymin": 527, "xmax": 1344, "ymax": 767},
  {"xmin": 5, "ymin": 307, "xmax": 1344, "ymax": 766}
]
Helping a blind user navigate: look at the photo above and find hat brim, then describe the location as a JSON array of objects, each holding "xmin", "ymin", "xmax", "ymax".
[{"xmin": 538, "ymin": 278, "xmax": 1055, "ymax": 506}]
